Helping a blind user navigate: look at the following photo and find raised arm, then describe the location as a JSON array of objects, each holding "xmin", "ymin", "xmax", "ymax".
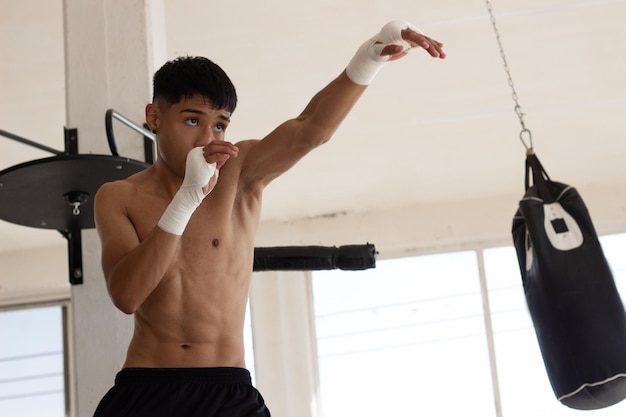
[{"xmin": 239, "ymin": 20, "xmax": 445, "ymax": 187}]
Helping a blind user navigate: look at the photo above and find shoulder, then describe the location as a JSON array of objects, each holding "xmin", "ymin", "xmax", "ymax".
[
  {"xmin": 94, "ymin": 171, "xmax": 154, "ymax": 236},
  {"xmin": 96, "ymin": 177, "xmax": 136, "ymax": 202},
  {"xmin": 234, "ymin": 139, "xmax": 261, "ymax": 157},
  {"xmin": 228, "ymin": 139, "xmax": 261, "ymax": 179},
  {"xmin": 94, "ymin": 180, "xmax": 134, "ymax": 223},
  {"xmin": 95, "ymin": 168, "xmax": 152, "ymax": 212},
  {"xmin": 97, "ymin": 166, "xmax": 154, "ymax": 197}
]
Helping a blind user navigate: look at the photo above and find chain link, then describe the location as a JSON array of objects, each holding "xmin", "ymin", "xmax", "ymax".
[{"xmin": 485, "ymin": 0, "xmax": 533, "ymax": 152}]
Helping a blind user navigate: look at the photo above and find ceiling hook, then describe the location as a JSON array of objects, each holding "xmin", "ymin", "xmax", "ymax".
[{"xmin": 520, "ymin": 129, "xmax": 533, "ymax": 154}]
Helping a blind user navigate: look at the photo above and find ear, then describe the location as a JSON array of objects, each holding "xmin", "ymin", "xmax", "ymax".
[{"xmin": 145, "ymin": 103, "xmax": 160, "ymax": 133}]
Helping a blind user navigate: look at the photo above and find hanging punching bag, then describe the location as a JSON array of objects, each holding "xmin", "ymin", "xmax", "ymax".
[{"xmin": 512, "ymin": 152, "xmax": 626, "ymax": 410}]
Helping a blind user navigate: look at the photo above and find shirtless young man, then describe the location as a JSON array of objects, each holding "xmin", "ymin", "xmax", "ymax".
[{"xmin": 93, "ymin": 21, "xmax": 445, "ymax": 417}]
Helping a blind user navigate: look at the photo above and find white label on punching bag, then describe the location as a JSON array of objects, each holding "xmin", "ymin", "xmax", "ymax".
[{"xmin": 543, "ymin": 202, "xmax": 584, "ymax": 251}]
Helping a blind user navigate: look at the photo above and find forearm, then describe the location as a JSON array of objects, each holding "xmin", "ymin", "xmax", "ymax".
[
  {"xmin": 106, "ymin": 228, "xmax": 179, "ymax": 314},
  {"xmin": 294, "ymin": 71, "xmax": 367, "ymax": 146},
  {"xmin": 293, "ymin": 20, "xmax": 428, "ymax": 145}
]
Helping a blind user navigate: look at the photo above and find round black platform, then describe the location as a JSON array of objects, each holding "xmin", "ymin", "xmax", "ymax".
[{"xmin": 0, "ymin": 154, "xmax": 149, "ymax": 231}]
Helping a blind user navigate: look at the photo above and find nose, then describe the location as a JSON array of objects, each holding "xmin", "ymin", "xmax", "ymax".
[{"xmin": 196, "ymin": 127, "xmax": 217, "ymax": 147}]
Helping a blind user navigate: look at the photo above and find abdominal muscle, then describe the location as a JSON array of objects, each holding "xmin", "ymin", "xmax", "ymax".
[
  {"xmin": 120, "ymin": 165, "xmax": 261, "ymax": 370},
  {"xmin": 123, "ymin": 317, "xmax": 247, "ymax": 369},
  {"xmin": 122, "ymin": 239, "xmax": 253, "ymax": 369}
]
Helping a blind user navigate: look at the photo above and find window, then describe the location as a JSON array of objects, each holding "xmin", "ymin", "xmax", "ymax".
[
  {"xmin": 313, "ymin": 252, "xmax": 496, "ymax": 416},
  {"xmin": 313, "ymin": 233, "xmax": 626, "ymax": 417},
  {"xmin": 0, "ymin": 304, "xmax": 67, "ymax": 417}
]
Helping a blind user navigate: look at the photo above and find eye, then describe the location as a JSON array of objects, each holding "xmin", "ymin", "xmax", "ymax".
[
  {"xmin": 185, "ymin": 118, "xmax": 199, "ymax": 126},
  {"xmin": 214, "ymin": 123, "xmax": 226, "ymax": 133}
]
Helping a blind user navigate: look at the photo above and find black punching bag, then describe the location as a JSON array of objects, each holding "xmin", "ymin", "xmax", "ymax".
[{"xmin": 512, "ymin": 152, "xmax": 626, "ymax": 410}]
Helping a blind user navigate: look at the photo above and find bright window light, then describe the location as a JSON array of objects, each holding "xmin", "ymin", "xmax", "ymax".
[
  {"xmin": 313, "ymin": 233, "xmax": 626, "ymax": 417},
  {"xmin": 313, "ymin": 252, "xmax": 496, "ymax": 417},
  {"xmin": 0, "ymin": 305, "xmax": 66, "ymax": 417}
]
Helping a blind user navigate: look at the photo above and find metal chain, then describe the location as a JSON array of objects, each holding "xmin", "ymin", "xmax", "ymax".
[{"xmin": 485, "ymin": 0, "xmax": 533, "ymax": 152}]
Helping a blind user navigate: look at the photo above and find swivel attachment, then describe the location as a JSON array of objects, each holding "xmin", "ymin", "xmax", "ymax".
[{"xmin": 64, "ymin": 191, "xmax": 90, "ymax": 216}]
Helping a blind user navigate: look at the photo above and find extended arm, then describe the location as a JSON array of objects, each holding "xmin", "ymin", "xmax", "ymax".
[{"xmin": 239, "ymin": 20, "xmax": 445, "ymax": 186}]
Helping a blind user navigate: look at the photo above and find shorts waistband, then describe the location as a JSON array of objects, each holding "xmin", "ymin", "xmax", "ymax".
[{"xmin": 115, "ymin": 367, "xmax": 252, "ymax": 385}]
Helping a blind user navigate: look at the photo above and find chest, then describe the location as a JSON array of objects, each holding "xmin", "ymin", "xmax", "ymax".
[{"xmin": 128, "ymin": 176, "xmax": 262, "ymax": 261}]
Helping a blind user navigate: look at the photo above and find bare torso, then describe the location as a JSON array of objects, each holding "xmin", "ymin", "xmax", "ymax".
[
  {"xmin": 113, "ymin": 142, "xmax": 261, "ymax": 369},
  {"xmin": 96, "ymin": 70, "xmax": 378, "ymax": 371}
]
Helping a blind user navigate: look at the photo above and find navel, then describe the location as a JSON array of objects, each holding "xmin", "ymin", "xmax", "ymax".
[{"xmin": 212, "ymin": 238, "xmax": 220, "ymax": 248}]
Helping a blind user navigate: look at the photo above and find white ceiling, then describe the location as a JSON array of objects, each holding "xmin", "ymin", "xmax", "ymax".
[{"xmin": 1, "ymin": 0, "xmax": 626, "ymax": 254}]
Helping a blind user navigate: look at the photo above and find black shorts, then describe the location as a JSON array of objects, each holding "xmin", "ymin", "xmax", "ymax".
[{"xmin": 93, "ymin": 367, "xmax": 271, "ymax": 417}]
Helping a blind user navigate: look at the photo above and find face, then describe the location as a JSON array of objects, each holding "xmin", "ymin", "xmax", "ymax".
[{"xmin": 147, "ymin": 94, "xmax": 231, "ymax": 176}]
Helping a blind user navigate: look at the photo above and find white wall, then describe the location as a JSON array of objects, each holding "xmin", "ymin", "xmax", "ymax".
[
  {"xmin": 256, "ymin": 185, "xmax": 626, "ymax": 254},
  {"xmin": 0, "ymin": 243, "xmax": 69, "ymax": 307}
]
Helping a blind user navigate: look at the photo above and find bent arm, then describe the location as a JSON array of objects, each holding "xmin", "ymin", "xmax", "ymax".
[{"xmin": 95, "ymin": 182, "xmax": 179, "ymax": 314}]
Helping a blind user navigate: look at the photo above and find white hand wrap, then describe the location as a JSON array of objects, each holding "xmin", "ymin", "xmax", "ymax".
[
  {"xmin": 345, "ymin": 20, "xmax": 423, "ymax": 86},
  {"xmin": 158, "ymin": 147, "xmax": 217, "ymax": 235}
]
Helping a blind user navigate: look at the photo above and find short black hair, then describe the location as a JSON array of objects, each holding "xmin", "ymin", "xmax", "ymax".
[{"xmin": 152, "ymin": 56, "xmax": 237, "ymax": 113}]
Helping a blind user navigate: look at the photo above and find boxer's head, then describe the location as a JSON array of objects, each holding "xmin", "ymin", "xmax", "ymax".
[{"xmin": 152, "ymin": 56, "xmax": 237, "ymax": 114}]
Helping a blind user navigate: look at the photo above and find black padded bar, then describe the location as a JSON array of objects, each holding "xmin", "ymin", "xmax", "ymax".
[{"xmin": 253, "ymin": 243, "xmax": 377, "ymax": 272}]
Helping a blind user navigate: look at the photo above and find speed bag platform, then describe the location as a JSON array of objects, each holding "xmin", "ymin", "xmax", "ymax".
[{"xmin": 512, "ymin": 152, "xmax": 626, "ymax": 410}]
